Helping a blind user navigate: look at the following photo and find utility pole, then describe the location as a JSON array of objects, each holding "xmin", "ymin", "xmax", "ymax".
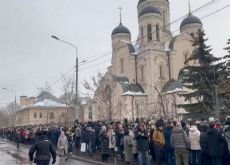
[
  {"xmin": 76, "ymin": 55, "xmax": 78, "ymax": 114},
  {"xmin": 51, "ymin": 35, "xmax": 79, "ymax": 120}
]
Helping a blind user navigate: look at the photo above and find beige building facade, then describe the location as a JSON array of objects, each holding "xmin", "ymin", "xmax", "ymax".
[
  {"xmin": 93, "ymin": 0, "xmax": 203, "ymax": 121},
  {"xmin": 15, "ymin": 92, "xmax": 76, "ymax": 126}
]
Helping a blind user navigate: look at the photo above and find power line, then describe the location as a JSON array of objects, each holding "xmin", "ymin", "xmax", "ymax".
[
  {"xmin": 47, "ymin": 0, "xmax": 227, "ymax": 89},
  {"xmin": 201, "ymin": 4, "xmax": 230, "ymax": 19},
  {"xmin": 79, "ymin": 52, "xmax": 111, "ymax": 67},
  {"xmin": 78, "ymin": 0, "xmax": 222, "ymax": 67},
  {"xmin": 79, "ymin": 3, "xmax": 230, "ymax": 72},
  {"xmin": 79, "ymin": 59, "xmax": 111, "ymax": 72},
  {"xmin": 80, "ymin": 51, "xmax": 111, "ymax": 60}
]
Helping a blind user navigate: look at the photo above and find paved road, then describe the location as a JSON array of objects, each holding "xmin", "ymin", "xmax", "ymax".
[{"xmin": 0, "ymin": 140, "xmax": 92, "ymax": 165}]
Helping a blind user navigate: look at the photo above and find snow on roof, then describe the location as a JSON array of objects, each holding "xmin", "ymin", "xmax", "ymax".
[
  {"xmin": 164, "ymin": 88, "xmax": 183, "ymax": 94},
  {"xmin": 122, "ymin": 91, "xmax": 147, "ymax": 96},
  {"xmin": 164, "ymin": 41, "xmax": 170, "ymax": 51},
  {"xmin": 31, "ymin": 99, "xmax": 66, "ymax": 107}
]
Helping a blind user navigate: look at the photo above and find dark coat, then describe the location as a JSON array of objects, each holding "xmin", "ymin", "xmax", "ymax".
[
  {"xmin": 136, "ymin": 130, "xmax": 149, "ymax": 152},
  {"xmin": 200, "ymin": 132, "xmax": 209, "ymax": 154},
  {"xmin": 101, "ymin": 133, "xmax": 110, "ymax": 155},
  {"xmin": 164, "ymin": 126, "xmax": 174, "ymax": 150},
  {"xmin": 205, "ymin": 127, "xmax": 225, "ymax": 157},
  {"xmin": 29, "ymin": 135, "xmax": 56, "ymax": 162},
  {"xmin": 83, "ymin": 130, "xmax": 91, "ymax": 144},
  {"xmin": 116, "ymin": 130, "xmax": 124, "ymax": 147}
]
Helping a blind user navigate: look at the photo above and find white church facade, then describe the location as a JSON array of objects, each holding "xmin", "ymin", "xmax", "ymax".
[{"xmin": 92, "ymin": 0, "xmax": 203, "ymax": 121}]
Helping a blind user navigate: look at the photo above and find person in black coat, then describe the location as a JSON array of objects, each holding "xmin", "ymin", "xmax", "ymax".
[
  {"xmin": 164, "ymin": 121, "xmax": 175, "ymax": 165},
  {"xmin": 135, "ymin": 122, "xmax": 150, "ymax": 165},
  {"xmin": 100, "ymin": 131, "xmax": 110, "ymax": 161},
  {"xmin": 29, "ymin": 131, "xmax": 56, "ymax": 165},
  {"xmin": 205, "ymin": 122, "xmax": 225, "ymax": 165},
  {"xmin": 199, "ymin": 124, "xmax": 211, "ymax": 165}
]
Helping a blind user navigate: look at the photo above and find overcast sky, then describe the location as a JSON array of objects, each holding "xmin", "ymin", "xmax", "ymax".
[{"xmin": 0, "ymin": 0, "xmax": 229, "ymax": 105}]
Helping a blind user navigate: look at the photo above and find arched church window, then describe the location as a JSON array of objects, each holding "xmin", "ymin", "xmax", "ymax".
[
  {"xmin": 156, "ymin": 24, "xmax": 160, "ymax": 41},
  {"xmin": 147, "ymin": 24, "xmax": 152, "ymax": 41},
  {"xmin": 34, "ymin": 112, "xmax": 37, "ymax": 118},
  {"xmin": 163, "ymin": 11, "xmax": 166, "ymax": 30},
  {"xmin": 185, "ymin": 52, "xmax": 188, "ymax": 61},
  {"xmin": 141, "ymin": 26, "xmax": 144, "ymax": 38},
  {"xmin": 184, "ymin": 52, "xmax": 189, "ymax": 65},
  {"xmin": 190, "ymin": 33, "xmax": 194, "ymax": 38},
  {"xmin": 49, "ymin": 112, "xmax": 54, "ymax": 120},
  {"xmin": 140, "ymin": 65, "xmax": 145, "ymax": 81},
  {"xmin": 159, "ymin": 64, "xmax": 164, "ymax": 79},
  {"xmin": 120, "ymin": 58, "xmax": 124, "ymax": 73},
  {"xmin": 39, "ymin": 113, "xmax": 42, "ymax": 118}
]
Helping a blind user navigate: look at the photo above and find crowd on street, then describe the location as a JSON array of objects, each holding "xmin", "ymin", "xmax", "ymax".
[{"xmin": 0, "ymin": 116, "xmax": 230, "ymax": 165}]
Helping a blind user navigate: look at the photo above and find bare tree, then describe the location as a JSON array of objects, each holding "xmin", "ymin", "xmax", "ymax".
[
  {"xmin": 0, "ymin": 104, "xmax": 13, "ymax": 127},
  {"xmin": 37, "ymin": 82, "xmax": 53, "ymax": 95}
]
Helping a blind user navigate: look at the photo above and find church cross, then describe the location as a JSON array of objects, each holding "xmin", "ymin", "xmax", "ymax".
[
  {"xmin": 118, "ymin": 6, "xmax": 123, "ymax": 23},
  {"xmin": 188, "ymin": 0, "xmax": 191, "ymax": 14}
]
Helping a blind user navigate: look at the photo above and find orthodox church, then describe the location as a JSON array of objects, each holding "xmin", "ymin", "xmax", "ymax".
[{"xmin": 92, "ymin": 0, "xmax": 203, "ymax": 121}]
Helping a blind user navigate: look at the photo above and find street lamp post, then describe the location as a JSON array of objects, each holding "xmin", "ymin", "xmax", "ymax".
[
  {"xmin": 2, "ymin": 88, "xmax": 17, "ymax": 126},
  {"xmin": 51, "ymin": 35, "xmax": 79, "ymax": 120}
]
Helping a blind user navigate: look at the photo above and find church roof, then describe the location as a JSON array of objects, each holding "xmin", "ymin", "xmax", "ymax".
[
  {"xmin": 127, "ymin": 43, "xmax": 135, "ymax": 54},
  {"xmin": 162, "ymin": 80, "xmax": 183, "ymax": 94},
  {"xmin": 121, "ymin": 83, "xmax": 146, "ymax": 96},
  {"xmin": 111, "ymin": 23, "xmax": 131, "ymax": 36},
  {"xmin": 180, "ymin": 13, "xmax": 202, "ymax": 29},
  {"xmin": 138, "ymin": 6, "xmax": 161, "ymax": 18},
  {"xmin": 112, "ymin": 76, "xmax": 146, "ymax": 96}
]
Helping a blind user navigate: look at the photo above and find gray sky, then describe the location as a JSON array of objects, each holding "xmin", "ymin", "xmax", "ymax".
[{"xmin": 0, "ymin": 0, "xmax": 229, "ymax": 105}]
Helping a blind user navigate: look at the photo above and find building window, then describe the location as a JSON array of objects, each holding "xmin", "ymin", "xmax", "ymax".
[
  {"xmin": 156, "ymin": 24, "xmax": 160, "ymax": 41},
  {"xmin": 89, "ymin": 106, "xmax": 92, "ymax": 120},
  {"xmin": 49, "ymin": 112, "xmax": 54, "ymax": 120},
  {"xmin": 61, "ymin": 112, "xmax": 65, "ymax": 118},
  {"xmin": 34, "ymin": 112, "xmax": 37, "ymax": 118},
  {"xmin": 159, "ymin": 64, "xmax": 164, "ymax": 79},
  {"xmin": 39, "ymin": 113, "xmax": 42, "ymax": 118},
  {"xmin": 120, "ymin": 58, "xmax": 124, "ymax": 73},
  {"xmin": 185, "ymin": 53, "xmax": 188, "ymax": 61},
  {"xmin": 184, "ymin": 52, "xmax": 189, "ymax": 65},
  {"xmin": 147, "ymin": 24, "xmax": 152, "ymax": 41},
  {"xmin": 163, "ymin": 11, "xmax": 166, "ymax": 30},
  {"xmin": 140, "ymin": 65, "xmax": 145, "ymax": 81},
  {"xmin": 141, "ymin": 26, "xmax": 144, "ymax": 38}
]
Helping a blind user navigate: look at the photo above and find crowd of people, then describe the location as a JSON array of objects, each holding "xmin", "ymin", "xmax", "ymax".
[{"xmin": 0, "ymin": 116, "xmax": 230, "ymax": 165}]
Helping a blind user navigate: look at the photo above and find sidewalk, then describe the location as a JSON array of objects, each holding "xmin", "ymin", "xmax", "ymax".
[
  {"xmin": 0, "ymin": 139, "xmax": 113, "ymax": 165},
  {"xmin": 1, "ymin": 139, "xmax": 164, "ymax": 165}
]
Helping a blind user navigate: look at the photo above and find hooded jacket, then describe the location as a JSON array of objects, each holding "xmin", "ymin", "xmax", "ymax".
[
  {"xmin": 189, "ymin": 125, "xmax": 201, "ymax": 150},
  {"xmin": 171, "ymin": 126, "xmax": 190, "ymax": 150}
]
